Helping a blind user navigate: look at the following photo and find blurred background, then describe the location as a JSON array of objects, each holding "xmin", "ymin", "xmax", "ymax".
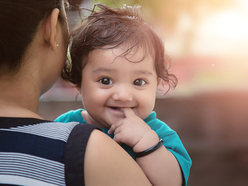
[{"xmin": 38, "ymin": 0, "xmax": 248, "ymax": 185}]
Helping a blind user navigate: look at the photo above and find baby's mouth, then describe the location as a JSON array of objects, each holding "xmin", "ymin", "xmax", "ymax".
[
  {"xmin": 109, "ymin": 107, "xmax": 134, "ymax": 111},
  {"xmin": 109, "ymin": 107, "xmax": 122, "ymax": 111}
]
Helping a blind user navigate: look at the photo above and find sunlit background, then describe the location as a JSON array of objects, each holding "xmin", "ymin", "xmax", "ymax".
[{"xmin": 39, "ymin": 0, "xmax": 248, "ymax": 185}]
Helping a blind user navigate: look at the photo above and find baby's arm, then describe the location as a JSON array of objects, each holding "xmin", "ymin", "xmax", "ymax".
[
  {"xmin": 108, "ymin": 108, "xmax": 183, "ymax": 186},
  {"xmin": 133, "ymin": 130, "xmax": 183, "ymax": 186}
]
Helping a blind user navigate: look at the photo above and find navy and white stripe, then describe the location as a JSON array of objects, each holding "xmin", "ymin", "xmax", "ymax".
[
  {"xmin": 0, "ymin": 153, "xmax": 64, "ymax": 186},
  {"xmin": 0, "ymin": 120, "xmax": 78, "ymax": 186},
  {"xmin": 0, "ymin": 122, "xmax": 78, "ymax": 141}
]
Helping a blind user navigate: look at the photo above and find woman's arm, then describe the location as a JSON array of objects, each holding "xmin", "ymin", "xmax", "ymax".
[{"xmin": 84, "ymin": 129, "xmax": 152, "ymax": 186}]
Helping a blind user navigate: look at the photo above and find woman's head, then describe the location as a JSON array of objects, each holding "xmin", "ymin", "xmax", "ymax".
[
  {"xmin": 0, "ymin": 0, "xmax": 69, "ymax": 76},
  {"xmin": 63, "ymin": 3, "xmax": 177, "ymax": 92}
]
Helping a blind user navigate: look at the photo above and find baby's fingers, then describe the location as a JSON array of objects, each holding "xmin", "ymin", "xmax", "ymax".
[
  {"xmin": 121, "ymin": 107, "xmax": 135, "ymax": 118},
  {"xmin": 108, "ymin": 120, "xmax": 122, "ymax": 134},
  {"xmin": 112, "ymin": 131, "xmax": 123, "ymax": 144}
]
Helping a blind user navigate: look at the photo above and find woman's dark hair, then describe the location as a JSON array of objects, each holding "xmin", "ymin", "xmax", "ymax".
[
  {"xmin": 0, "ymin": 0, "xmax": 68, "ymax": 76},
  {"xmin": 63, "ymin": 3, "xmax": 177, "ymax": 92}
]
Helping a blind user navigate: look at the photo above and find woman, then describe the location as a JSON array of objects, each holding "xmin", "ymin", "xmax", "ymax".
[{"xmin": 0, "ymin": 0, "xmax": 151, "ymax": 185}]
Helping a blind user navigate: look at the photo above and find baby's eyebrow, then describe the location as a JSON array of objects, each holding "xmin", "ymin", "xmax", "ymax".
[
  {"xmin": 92, "ymin": 68, "xmax": 116, "ymax": 74},
  {"xmin": 134, "ymin": 70, "xmax": 154, "ymax": 76},
  {"xmin": 92, "ymin": 68, "xmax": 154, "ymax": 76}
]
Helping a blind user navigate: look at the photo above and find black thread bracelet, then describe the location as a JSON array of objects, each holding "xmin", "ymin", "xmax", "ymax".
[{"xmin": 134, "ymin": 139, "xmax": 163, "ymax": 158}]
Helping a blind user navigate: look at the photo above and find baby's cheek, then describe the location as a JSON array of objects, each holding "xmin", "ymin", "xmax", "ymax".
[{"xmin": 139, "ymin": 102, "xmax": 155, "ymax": 119}]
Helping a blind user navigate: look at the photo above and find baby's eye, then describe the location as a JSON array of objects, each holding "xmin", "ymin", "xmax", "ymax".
[
  {"xmin": 133, "ymin": 79, "xmax": 146, "ymax": 86},
  {"xmin": 99, "ymin": 77, "xmax": 113, "ymax": 85}
]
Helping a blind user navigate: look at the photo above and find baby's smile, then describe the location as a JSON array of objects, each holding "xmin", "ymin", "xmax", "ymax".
[
  {"xmin": 108, "ymin": 106, "xmax": 135, "ymax": 111},
  {"xmin": 110, "ymin": 107, "xmax": 121, "ymax": 110},
  {"xmin": 106, "ymin": 106, "xmax": 135, "ymax": 117}
]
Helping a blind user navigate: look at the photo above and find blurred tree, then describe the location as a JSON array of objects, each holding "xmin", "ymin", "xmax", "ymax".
[
  {"xmin": 99, "ymin": 0, "xmax": 235, "ymax": 24},
  {"xmin": 177, "ymin": 0, "xmax": 236, "ymax": 54},
  {"xmin": 69, "ymin": 0, "xmax": 85, "ymax": 11},
  {"xmin": 100, "ymin": 0, "xmax": 236, "ymax": 54}
]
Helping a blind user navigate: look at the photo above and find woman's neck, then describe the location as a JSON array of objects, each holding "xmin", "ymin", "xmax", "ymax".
[{"xmin": 0, "ymin": 74, "xmax": 42, "ymax": 119}]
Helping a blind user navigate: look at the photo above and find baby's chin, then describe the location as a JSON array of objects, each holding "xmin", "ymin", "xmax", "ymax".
[{"xmin": 94, "ymin": 116, "xmax": 124, "ymax": 129}]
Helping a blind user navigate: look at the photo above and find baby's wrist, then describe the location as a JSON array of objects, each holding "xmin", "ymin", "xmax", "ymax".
[{"xmin": 133, "ymin": 130, "xmax": 159, "ymax": 153}]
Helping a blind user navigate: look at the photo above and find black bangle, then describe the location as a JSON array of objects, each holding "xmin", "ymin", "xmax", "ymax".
[{"xmin": 134, "ymin": 139, "xmax": 163, "ymax": 158}]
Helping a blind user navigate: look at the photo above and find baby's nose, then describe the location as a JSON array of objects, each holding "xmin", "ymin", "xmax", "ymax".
[{"xmin": 112, "ymin": 85, "xmax": 133, "ymax": 102}]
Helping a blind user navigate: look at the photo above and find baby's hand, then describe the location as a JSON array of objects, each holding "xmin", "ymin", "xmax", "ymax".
[{"xmin": 108, "ymin": 108, "xmax": 152, "ymax": 147}]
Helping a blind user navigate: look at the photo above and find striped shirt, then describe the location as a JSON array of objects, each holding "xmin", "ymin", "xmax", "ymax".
[{"xmin": 0, "ymin": 117, "xmax": 98, "ymax": 186}]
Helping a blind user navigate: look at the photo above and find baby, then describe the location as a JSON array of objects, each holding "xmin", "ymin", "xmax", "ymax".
[{"xmin": 56, "ymin": 3, "xmax": 192, "ymax": 186}]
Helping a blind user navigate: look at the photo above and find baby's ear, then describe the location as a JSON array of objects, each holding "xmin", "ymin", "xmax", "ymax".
[
  {"xmin": 156, "ymin": 78, "xmax": 166, "ymax": 96},
  {"xmin": 75, "ymin": 84, "xmax": 81, "ymax": 94},
  {"xmin": 157, "ymin": 78, "xmax": 162, "ymax": 87}
]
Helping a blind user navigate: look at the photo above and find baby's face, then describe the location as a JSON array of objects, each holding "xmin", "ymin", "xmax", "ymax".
[{"xmin": 79, "ymin": 46, "xmax": 160, "ymax": 128}]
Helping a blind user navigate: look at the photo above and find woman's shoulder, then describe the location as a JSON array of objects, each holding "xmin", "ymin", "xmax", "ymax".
[{"xmin": 84, "ymin": 130, "xmax": 152, "ymax": 186}]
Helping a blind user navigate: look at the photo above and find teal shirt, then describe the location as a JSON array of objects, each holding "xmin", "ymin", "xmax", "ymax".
[{"xmin": 55, "ymin": 109, "xmax": 192, "ymax": 185}]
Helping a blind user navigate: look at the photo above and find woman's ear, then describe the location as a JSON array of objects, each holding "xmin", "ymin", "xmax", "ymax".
[{"xmin": 44, "ymin": 8, "xmax": 60, "ymax": 51}]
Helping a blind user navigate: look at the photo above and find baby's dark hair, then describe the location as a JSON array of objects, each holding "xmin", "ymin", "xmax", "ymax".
[{"xmin": 62, "ymin": 3, "xmax": 177, "ymax": 92}]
